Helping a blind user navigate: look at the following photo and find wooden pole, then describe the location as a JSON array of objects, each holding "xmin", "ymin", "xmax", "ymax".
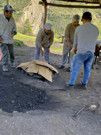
[
  {"xmin": 58, "ymin": 0, "xmax": 99, "ymax": 4},
  {"xmin": 43, "ymin": 2, "xmax": 47, "ymax": 24},
  {"xmin": 39, "ymin": 1, "xmax": 101, "ymax": 9},
  {"xmin": 100, "ymin": 0, "xmax": 101, "ymax": 5},
  {"xmin": 6, "ymin": 0, "xmax": 9, "ymax": 5}
]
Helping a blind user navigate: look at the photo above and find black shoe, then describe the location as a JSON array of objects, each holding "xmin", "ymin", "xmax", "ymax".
[
  {"xmin": 81, "ymin": 83, "xmax": 87, "ymax": 89},
  {"xmin": 66, "ymin": 67, "xmax": 71, "ymax": 72},
  {"xmin": 58, "ymin": 65, "xmax": 64, "ymax": 69},
  {"xmin": 76, "ymin": 82, "xmax": 87, "ymax": 89},
  {"xmin": 65, "ymin": 83, "xmax": 74, "ymax": 90}
]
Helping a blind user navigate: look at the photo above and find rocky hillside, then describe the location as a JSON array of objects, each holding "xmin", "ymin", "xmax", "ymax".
[
  {"xmin": 16, "ymin": 0, "xmax": 45, "ymax": 36},
  {"xmin": 16, "ymin": 0, "xmax": 101, "ymax": 37}
]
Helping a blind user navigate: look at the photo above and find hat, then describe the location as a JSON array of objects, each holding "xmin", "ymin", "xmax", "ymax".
[
  {"xmin": 4, "ymin": 5, "xmax": 15, "ymax": 12},
  {"xmin": 44, "ymin": 23, "xmax": 52, "ymax": 30},
  {"xmin": 73, "ymin": 14, "xmax": 80, "ymax": 21},
  {"xmin": 81, "ymin": 12, "xmax": 92, "ymax": 21}
]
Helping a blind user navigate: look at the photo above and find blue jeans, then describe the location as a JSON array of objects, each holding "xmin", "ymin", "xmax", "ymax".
[
  {"xmin": 61, "ymin": 44, "xmax": 74, "ymax": 69},
  {"xmin": 34, "ymin": 43, "xmax": 50, "ymax": 63},
  {"xmin": 0, "ymin": 43, "xmax": 14, "ymax": 65},
  {"xmin": 69, "ymin": 52, "xmax": 94, "ymax": 85}
]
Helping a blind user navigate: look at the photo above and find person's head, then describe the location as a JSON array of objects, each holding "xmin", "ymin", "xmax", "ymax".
[
  {"xmin": 72, "ymin": 14, "xmax": 80, "ymax": 26},
  {"xmin": 81, "ymin": 12, "xmax": 92, "ymax": 24},
  {"xmin": 3, "ymin": 5, "xmax": 15, "ymax": 19},
  {"xmin": 44, "ymin": 23, "xmax": 52, "ymax": 35}
]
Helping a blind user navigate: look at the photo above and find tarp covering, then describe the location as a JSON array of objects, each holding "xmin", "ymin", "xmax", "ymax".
[{"xmin": 16, "ymin": 60, "xmax": 58, "ymax": 82}]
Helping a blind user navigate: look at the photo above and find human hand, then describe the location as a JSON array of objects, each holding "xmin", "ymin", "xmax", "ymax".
[
  {"xmin": 67, "ymin": 40, "xmax": 71, "ymax": 49},
  {"xmin": 0, "ymin": 36, "xmax": 3, "ymax": 43},
  {"xmin": 11, "ymin": 32, "xmax": 15, "ymax": 37},
  {"xmin": 40, "ymin": 47, "xmax": 44, "ymax": 56},
  {"xmin": 74, "ymin": 50, "xmax": 77, "ymax": 54},
  {"xmin": 47, "ymin": 48, "xmax": 50, "ymax": 53}
]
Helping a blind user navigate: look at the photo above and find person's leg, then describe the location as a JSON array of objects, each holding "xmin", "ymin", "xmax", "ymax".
[
  {"xmin": 61, "ymin": 44, "xmax": 70, "ymax": 66},
  {"xmin": 8, "ymin": 44, "xmax": 15, "ymax": 63},
  {"xmin": 0, "ymin": 43, "xmax": 9, "ymax": 71},
  {"xmin": 0, "ymin": 43, "xmax": 8, "ymax": 66},
  {"xmin": 69, "ymin": 54, "xmax": 84, "ymax": 85},
  {"xmin": 34, "ymin": 43, "xmax": 40, "ymax": 60},
  {"xmin": 82, "ymin": 52, "xmax": 94, "ymax": 84},
  {"xmin": 68, "ymin": 52, "xmax": 75, "ymax": 70},
  {"xmin": 44, "ymin": 48, "xmax": 50, "ymax": 64}
]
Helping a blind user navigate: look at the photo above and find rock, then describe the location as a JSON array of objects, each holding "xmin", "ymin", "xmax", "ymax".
[
  {"xmin": 89, "ymin": 105, "xmax": 97, "ymax": 111},
  {"xmin": 96, "ymin": 97, "xmax": 101, "ymax": 114}
]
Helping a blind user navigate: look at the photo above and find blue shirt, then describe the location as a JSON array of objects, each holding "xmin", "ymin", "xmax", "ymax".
[{"xmin": 73, "ymin": 22, "xmax": 99, "ymax": 53}]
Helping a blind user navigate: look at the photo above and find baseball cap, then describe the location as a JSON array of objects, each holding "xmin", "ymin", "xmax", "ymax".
[
  {"xmin": 4, "ymin": 5, "xmax": 15, "ymax": 12},
  {"xmin": 44, "ymin": 23, "xmax": 52, "ymax": 30},
  {"xmin": 81, "ymin": 12, "xmax": 92, "ymax": 21}
]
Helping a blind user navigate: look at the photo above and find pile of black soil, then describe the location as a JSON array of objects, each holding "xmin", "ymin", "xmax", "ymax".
[{"xmin": 0, "ymin": 72, "xmax": 50, "ymax": 113}]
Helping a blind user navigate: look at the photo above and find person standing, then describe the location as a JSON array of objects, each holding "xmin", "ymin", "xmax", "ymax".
[
  {"xmin": 34, "ymin": 23, "xmax": 54, "ymax": 64},
  {"xmin": 59, "ymin": 14, "xmax": 80, "ymax": 72},
  {"xmin": 0, "ymin": 5, "xmax": 17, "ymax": 72},
  {"xmin": 67, "ymin": 12, "xmax": 99, "ymax": 89}
]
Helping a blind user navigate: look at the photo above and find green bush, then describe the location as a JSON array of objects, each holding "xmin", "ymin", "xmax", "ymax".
[
  {"xmin": 23, "ymin": 19, "xmax": 33, "ymax": 35},
  {"xmin": 13, "ymin": 40, "xmax": 24, "ymax": 46}
]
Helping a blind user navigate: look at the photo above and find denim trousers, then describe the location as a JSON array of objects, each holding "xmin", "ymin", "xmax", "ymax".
[
  {"xmin": 0, "ymin": 43, "xmax": 14, "ymax": 65},
  {"xmin": 69, "ymin": 51, "xmax": 94, "ymax": 85},
  {"xmin": 34, "ymin": 43, "xmax": 50, "ymax": 63},
  {"xmin": 61, "ymin": 44, "xmax": 74, "ymax": 69}
]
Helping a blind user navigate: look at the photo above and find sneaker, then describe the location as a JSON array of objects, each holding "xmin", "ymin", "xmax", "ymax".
[
  {"xmin": 58, "ymin": 65, "xmax": 64, "ymax": 69},
  {"xmin": 66, "ymin": 67, "xmax": 71, "ymax": 72},
  {"xmin": 76, "ymin": 82, "xmax": 87, "ymax": 89},
  {"xmin": 9, "ymin": 62, "xmax": 15, "ymax": 68},
  {"xmin": 2, "ymin": 65, "xmax": 8, "ymax": 72},
  {"xmin": 81, "ymin": 83, "xmax": 87, "ymax": 89},
  {"xmin": 65, "ymin": 83, "xmax": 74, "ymax": 90}
]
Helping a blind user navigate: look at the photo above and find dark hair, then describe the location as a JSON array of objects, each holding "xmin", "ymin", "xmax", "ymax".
[
  {"xmin": 5, "ymin": 10, "xmax": 9, "ymax": 13},
  {"xmin": 81, "ymin": 12, "xmax": 92, "ymax": 21}
]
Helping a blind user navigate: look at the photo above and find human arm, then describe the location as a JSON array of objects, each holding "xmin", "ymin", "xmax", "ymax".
[
  {"xmin": 73, "ymin": 29, "xmax": 78, "ymax": 54},
  {"xmin": 0, "ymin": 36, "xmax": 3, "ymax": 43},
  {"xmin": 65, "ymin": 24, "xmax": 72, "ymax": 48},
  {"xmin": 49, "ymin": 31, "xmax": 54, "ymax": 47},
  {"xmin": 40, "ymin": 47, "xmax": 44, "ymax": 56},
  {"xmin": 11, "ymin": 19, "xmax": 17, "ymax": 37}
]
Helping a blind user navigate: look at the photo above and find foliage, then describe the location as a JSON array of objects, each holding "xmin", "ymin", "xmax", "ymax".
[
  {"xmin": 14, "ymin": 33, "xmax": 36, "ymax": 41},
  {"xmin": 0, "ymin": 0, "xmax": 30, "ymax": 20},
  {"xmin": 13, "ymin": 40, "xmax": 24, "ymax": 46},
  {"xmin": 23, "ymin": 19, "xmax": 33, "ymax": 35}
]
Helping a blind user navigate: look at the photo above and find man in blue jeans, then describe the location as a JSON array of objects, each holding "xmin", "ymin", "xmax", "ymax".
[
  {"xmin": 67, "ymin": 12, "xmax": 99, "ymax": 89},
  {"xmin": 34, "ymin": 23, "xmax": 54, "ymax": 64}
]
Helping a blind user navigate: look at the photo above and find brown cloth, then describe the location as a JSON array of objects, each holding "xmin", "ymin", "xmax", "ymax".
[{"xmin": 16, "ymin": 60, "xmax": 58, "ymax": 82}]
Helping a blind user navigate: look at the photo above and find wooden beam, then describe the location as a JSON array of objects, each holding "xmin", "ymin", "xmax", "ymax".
[
  {"xmin": 99, "ymin": 0, "xmax": 101, "ymax": 5},
  {"xmin": 39, "ymin": 1, "xmax": 101, "ymax": 9},
  {"xmin": 43, "ymin": 2, "xmax": 47, "ymax": 24},
  {"xmin": 6, "ymin": 0, "xmax": 9, "ymax": 5},
  {"xmin": 58, "ymin": 0, "xmax": 99, "ymax": 4}
]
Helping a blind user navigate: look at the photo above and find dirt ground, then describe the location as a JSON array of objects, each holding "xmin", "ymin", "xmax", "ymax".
[{"xmin": 0, "ymin": 42, "xmax": 101, "ymax": 135}]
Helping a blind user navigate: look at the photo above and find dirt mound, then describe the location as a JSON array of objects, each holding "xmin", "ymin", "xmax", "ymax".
[{"xmin": 0, "ymin": 70, "xmax": 50, "ymax": 113}]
